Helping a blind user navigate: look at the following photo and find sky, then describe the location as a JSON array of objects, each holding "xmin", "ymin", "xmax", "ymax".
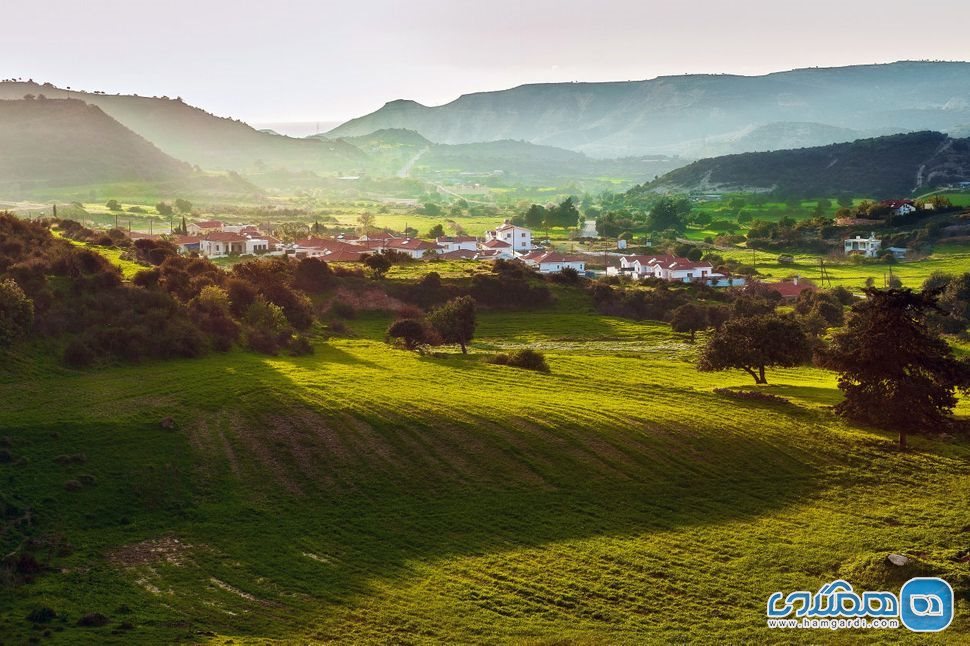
[{"xmin": 4, "ymin": 0, "xmax": 970, "ymax": 129}]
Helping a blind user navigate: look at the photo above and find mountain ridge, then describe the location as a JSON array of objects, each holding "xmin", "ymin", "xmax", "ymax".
[{"xmin": 327, "ymin": 61, "xmax": 970, "ymax": 158}]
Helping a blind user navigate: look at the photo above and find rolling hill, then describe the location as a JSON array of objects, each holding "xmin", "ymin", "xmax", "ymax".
[
  {"xmin": 637, "ymin": 131, "xmax": 970, "ymax": 197},
  {"xmin": 0, "ymin": 82, "xmax": 367, "ymax": 174},
  {"xmin": 327, "ymin": 61, "xmax": 970, "ymax": 158},
  {"xmin": 0, "ymin": 98, "xmax": 191, "ymax": 190},
  {"xmin": 323, "ymin": 129, "xmax": 684, "ymax": 186}
]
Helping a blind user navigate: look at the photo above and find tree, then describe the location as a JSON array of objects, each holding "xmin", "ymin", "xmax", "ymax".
[
  {"xmin": 387, "ymin": 318, "xmax": 427, "ymax": 351},
  {"xmin": 428, "ymin": 296, "xmax": 476, "ymax": 353},
  {"xmin": 357, "ymin": 213, "xmax": 376, "ymax": 233},
  {"xmin": 427, "ymin": 224, "xmax": 445, "ymax": 238},
  {"xmin": 822, "ymin": 288, "xmax": 970, "ymax": 449},
  {"xmin": 0, "ymin": 278, "xmax": 33, "ymax": 347},
  {"xmin": 646, "ymin": 196, "xmax": 690, "ymax": 233},
  {"xmin": 670, "ymin": 303, "xmax": 707, "ymax": 342},
  {"xmin": 105, "ymin": 199, "xmax": 122, "ymax": 211},
  {"xmin": 523, "ymin": 204, "xmax": 546, "ymax": 229},
  {"xmin": 174, "ymin": 198, "xmax": 193, "ymax": 214},
  {"xmin": 293, "ymin": 257, "xmax": 333, "ymax": 293},
  {"xmin": 156, "ymin": 202, "xmax": 174, "ymax": 216},
  {"xmin": 698, "ymin": 315, "xmax": 812, "ymax": 384},
  {"xmin": 363, "ymin": 253, "xmax": 392, "ymax": 279}
]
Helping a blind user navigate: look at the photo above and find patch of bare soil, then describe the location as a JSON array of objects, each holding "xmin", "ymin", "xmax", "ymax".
[{"xmin": 107, "ymin": 536, "xmax": 193, "ymax": 568}]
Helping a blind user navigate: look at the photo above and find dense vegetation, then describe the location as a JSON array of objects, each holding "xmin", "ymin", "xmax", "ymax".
[{"xmin": 643, "ymin": 132, "xmax": 970, "ymax": 197}]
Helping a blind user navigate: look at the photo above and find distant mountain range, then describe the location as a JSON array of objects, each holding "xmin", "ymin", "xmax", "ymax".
[
  {"xmin": 327, "ymin": 61, "xmax": 970, "ymax": 158},
  {"xmin": 638, "ymin": 131, "xmax": 970, "ymax": 197},
  {"xmin": 0, "ymin": 98, "xmax": 190, "ymax": 190},
  {"xmin": 0, "ymin": 81, "xmax": 366, "ymax": 174}
]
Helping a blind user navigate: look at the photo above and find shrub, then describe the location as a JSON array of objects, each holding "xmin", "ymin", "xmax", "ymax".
[
  {"xmin": 387, "ymin": 318, "xmax": 429, "ymax": 350},
  {"xmin": 489, "ymin": 349, "xmax": 549, "ymax": 373},
  {"xmin": 0, "ymin": 277, "xmax": 34, "ymax": 346},
  {"xmin": 64, "ymin": 480, "xmax": 83, "ymax": 492},
  {"xmin": 329, "ymin": 300, "xmax": 357, "ymax": 319},
  {"xmin": 77, "ymin": 612, "xmax": 109, "ymax": 627},
  {"xmin": 26, "ymin": 607, "xmax": 57, "ymax": 624},
  {"xmin": 63, "ymin": 339, "xmax": 95, "ymax": 368},
  {"xmin": 288, "ymin": 334, "xmax": 314, "ymax": 356}
]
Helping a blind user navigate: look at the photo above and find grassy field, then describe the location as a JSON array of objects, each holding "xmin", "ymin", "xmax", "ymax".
[{"xmin": 1, "ymin": 286, "xmax": 969, "ymax": 643}]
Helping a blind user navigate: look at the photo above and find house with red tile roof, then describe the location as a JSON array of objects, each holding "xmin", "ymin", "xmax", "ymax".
[
  {"xmin": 520, "ymin": 251, "xmax": 586, "ymax": 274},
  {"xmin": 436, "ymin": 235, "xmax": 478, "ymax": 253},
  {"xmin": 187, "ymin": 220, "xmax": 224, "ymax": 235}
]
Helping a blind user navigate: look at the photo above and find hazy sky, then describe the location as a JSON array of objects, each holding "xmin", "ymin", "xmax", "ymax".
[{"xmin": 4, "ymin": 0, "xmax": 970, "ymax": 126}]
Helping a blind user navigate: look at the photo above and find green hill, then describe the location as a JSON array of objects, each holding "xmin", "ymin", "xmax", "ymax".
[
  {"xmin": 1, "ymin": 297, "xmax": 968, "ymax": 642},
  {"xmin": 639, "ymin": 131, "xmax": 970, "ymax": 197},
  {"xmin": 327, "ymin": 61, "xmax": 970, "ymax": 158},
  {"xmin": 0, "ymin": 82, "xmax": 368, "ymax": 174},
  {"xmin": 0, "ymin": 98, "xmax": 190, "ymax": 190}
]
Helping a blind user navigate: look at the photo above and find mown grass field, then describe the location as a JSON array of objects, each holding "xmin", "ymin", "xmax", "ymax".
[{"xmin": 1, "ymin": 286, "xmax": 969, "ymax": 643}]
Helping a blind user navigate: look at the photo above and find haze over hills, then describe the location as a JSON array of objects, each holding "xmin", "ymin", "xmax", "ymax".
[
  {"xmin": 0, "ymin": 98, "xmax": 191, "ymax": 191},
  {"xmin": 322, "ymin": 128, "xmax": 684, "ymax": 185},
  {"xmin": 327, "ymin": 61, "xmax": 970, "ymax": 158},
  {"xmin": 638, "ymin": 131, "xmax": 970, "ymax": 197},
  {"xmin": 0, "ymin": 81, "xmax": 367, "ymax": 174}
]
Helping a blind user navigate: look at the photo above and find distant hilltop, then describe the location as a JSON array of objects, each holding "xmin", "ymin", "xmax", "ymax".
[
  {"xmin": 327, "ymin": 61, "xmax": 970, "ymax": 158},
  {"xmin": 636, "ymin": 131, "xmax": 970, "ymax": 197}
]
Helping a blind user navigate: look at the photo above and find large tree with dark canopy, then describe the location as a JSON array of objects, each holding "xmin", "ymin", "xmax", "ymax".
[
  {"xmin": 822, "ymin": 288, "xmax": 970, "ymax": 449},
  {"xmin": 698, "ymin": 314, "xmax": 812, "ymax": 384},
  {"xmin": 428, "ymin": 296, "xmax": 477, "ymax": 353}
]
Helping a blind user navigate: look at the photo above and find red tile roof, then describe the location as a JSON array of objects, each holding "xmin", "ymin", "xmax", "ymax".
[
  {"xmin": 386, "ymin": 238, "xmax": 437, "ymax": 251},
  {"xmin": 764, "ymin": 280, "xmax": 816, "ymax": 299},
  {"xmin": 436, "ymin": 249, "xmax": 478, "ymax": 260},
  {"xmin": 203, "ymin": 231, "xmax": 247, "ymax": 242},
  {"xmin": 483, "ymin": 239, "xmax": 511, "ymax": 248}
]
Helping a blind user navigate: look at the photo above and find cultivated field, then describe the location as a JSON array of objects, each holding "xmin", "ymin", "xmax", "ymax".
[{"xmin": 1, "ymin": 291, "xmax": 968, "ymax": 643}]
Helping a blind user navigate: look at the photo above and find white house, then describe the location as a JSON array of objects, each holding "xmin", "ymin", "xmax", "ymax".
[
  {"xmin": 651, "ymin": 259, "xmax": 715, "ymax": 282},
  {"xmin": 436, "ymin": 235, "xmax": 478, "ymax": 253},
  {"xmin": 199, "ymin": 232, "xmax": 269, "ymax": 258},
  {"xmin": 520, "ymin": 251, "xmax": 586, "ymax": 274},
  {"xmin": 479, "ymin": 238, "xmax": 516, "ymax": 259},
  {"xmin": 881, "ymin": 200, "xmax": 917, "ymax": 217},
  {"xmin": 485, "ymin": 221, "xmax": 532, "ymax": 252},
  {"xmin": 844, "ymin": 233, "xmax": 882, "ymax": 258},
  {"xmin": 186, "ymin": 220, "xmax": 223, "ymax": 235},
  {"xmin": 384, "ymin": 237, "xmax": 439, "ymax": 259}
]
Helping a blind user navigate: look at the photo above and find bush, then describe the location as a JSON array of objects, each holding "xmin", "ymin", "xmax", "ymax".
[
  {"xmin": 0, "ymin": 277, "xmax": 34, "ymax": 346},
  {"xmin": 387, "ymin": 318, "xmax": 429, "ymax": 351},
  {"xmin": 64, "ymin": 480, "xmax": 83, "ymax": 492},
  {"xmin": 288, "ymin": 334, "xmax": 314, "ymax": 356},
  {"xmin": 26, "ymin": 607, "xmax": 57, "ymax": 624},
  {"xmin": 489, "ymin": 349, "xmax": 549, "ymax": 373},
  {"xmin": 329, "ymin": 300, "xmax": 357, "ymax": 319},
  {"xmin": 76, "ymin": 612, "xmax": 109, "ymax": 627},
  {"xmin": 63, "ymin": 339, "xmax": 95, "ymax": 368}
]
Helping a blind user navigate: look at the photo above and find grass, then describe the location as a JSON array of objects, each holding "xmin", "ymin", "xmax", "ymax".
[
  {"xmin": 1, "ymin": 286, "xmax": 969, "ymax": 643},
  {"xmin": 716, "ymin": 244, "xmax": 970, "ymax": 289}
]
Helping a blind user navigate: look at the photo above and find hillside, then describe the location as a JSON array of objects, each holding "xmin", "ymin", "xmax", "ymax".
[
  {"xmin": 328, "ymin": 61, "xmax": 970, "ymax": 158},
  {"xmin": 638, "ymin": 131, "xmax": 970, "ymax": 197},
  {"xmin": 0, "ymin": 98, "xmax": 190, "ymax": 190},
  {"xmin": 321, "ymin": 129, "xmax": 684, "ymax": 186},
  {"xmin": 0, "ymin": 82, "xmax": 368, "ymax": 174},
  {"xmin": 1, "ymin": 303, "xmax": 968, "ymax": 642}
]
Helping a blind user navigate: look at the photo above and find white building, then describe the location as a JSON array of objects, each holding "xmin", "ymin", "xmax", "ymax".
[
  {"xmin": 520, "ymin": 251, "xmax": 586, "ymax": 274},
  {"xmin": 844, "ymin": 233, "xmax": 882, "ymax": 258},
  {"xmin": 436, "ymin": 235, "xmax": 478, "ymax": 253},
  {"xmin": 651, "ymin": 259, "xmax": 715, "ymax": 282},
  {"xmin": 199, "ymin": 232, "xmax": 270, "ymax": 258},
  {"xmin": 485, "ymin": 221, "xmax": 533, "ymax": 252}
]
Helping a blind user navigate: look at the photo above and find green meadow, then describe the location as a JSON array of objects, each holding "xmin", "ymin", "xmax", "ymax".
[{"xmin": 2, "ymin": 290, "xmax": 969, "ymax": 643}]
